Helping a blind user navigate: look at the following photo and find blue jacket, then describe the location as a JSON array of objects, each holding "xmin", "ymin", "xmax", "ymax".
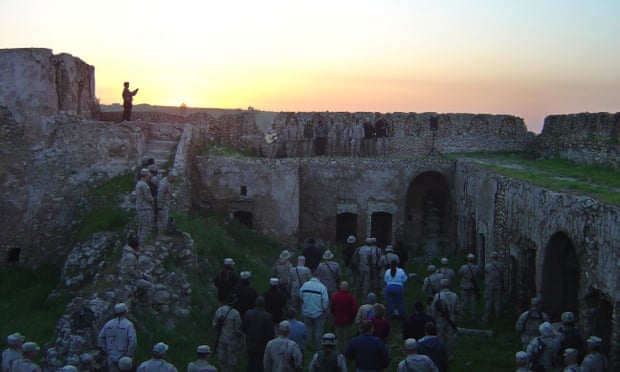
[{"xmin": 345, "ymin": 334, "xmax": 389, "ymax": 370}]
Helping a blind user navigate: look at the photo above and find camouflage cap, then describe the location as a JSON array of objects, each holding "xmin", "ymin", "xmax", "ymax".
[
  {"xmin": 278, "ymin": 320, "xmax": 291, "ymax": 332},
  {"xmin": 240, "ymin": 271, "xmax": 251, "ymax": 279},
  {"xmin": 441, "ymin": 257, "xmax": 448, "ymax": 265},
  {"xmin": 61, "ymin": 366, "xmax": 78, "ymax": 372},
  {"xmin": 118, "ymin": 356, "xmax": 133, "ymax": 370},
  {"xmin": 467, "ymin": 253, "xmax": 475, "ymax": 260},
  {"xmin": 7, "ymin": 332, "xmax": 25, "ymax": 345},
  {"xmin": 563, "ymin": 348, "xmax": 578, "ymax": 358},
  {"xmin": 346, "ymin": 235, "xmax": 356, "ymax": 244},
  {"xmin": 586, "ymin": 336, "xmax": 602, "ymax": 345},
  {"xmin": 114, "ymin": 303, "xmax": 128, "ymax": 314},
  {"xmin": 385, "ymin": 245, "xmax": 394, "ymax": 252},
  {"xmin": 153, "ymin": 342, "xmax": 169, "ymax": 356},
  {"xmin": 140, "ymin": 168, "xmax": 150, "ymax": 177},
  {"xmin": 22, "ymin": 342, "xmax": 40, "ymax": 353},
  {"xmin": 515, "ymin": 351, "xmax": 528, "ymax": 361},
  {"xmin": 196, "ymin": 345, "xmax": 211, "ymax": 354},
  {"xmin": 321, "ymin": 333, "xmax": 337, "ymax": 346},
  {"xmin": 404, "ymin": 338, "xmax": 418, "ymax": 351},
  {"xmin": 538, "ymin": 321, "xmax": 553, "ymax": 336}
]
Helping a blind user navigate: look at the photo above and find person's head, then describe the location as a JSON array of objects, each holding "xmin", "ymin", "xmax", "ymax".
[
  {"xmin": 21, "ymin": 342, "xmax": 40, "ymax": 360},
  {"xmin": 424, "ymin": 321, "xmax": 437, "ymax": 336},
  {"xmin": 285, "ymin": 307, "xmax": 297, "ymax": 320},
  {"xmin": 563, "ymin": 348, "xmax": 578, "ymax": 366},
  {"xmin": 366, "ymin": 292, "xmax": 377, "ymax": 305},
  {"xmin": 515, "ymin": 351, "xmax": 528, "ymax": 368},
  {"xmin": 114, "ymin": 303, "xmax": 128, "ymax": 317},
  {"xmin": 441, "ymin": 257, "xmax": 449, "ymax": 267},
  {"xmin": 538, "ymin": 322, "xmax": 554, "ymax": 337},
  {"xmin": 490, "ymin": 251, "xmax": 499, "ymax": 261},
  {"xmin": 561, "ymin": 311, "xmax": 575, "ymax": 326},
  {"xmin": 413, "ymin": 301, "xmax": 424, "ymax": 314},
  {"xmin": 269, "ymin": 277, "xmax": 280, "ymax": 287},
  {"xmin": 360, "ymin": 319, "xmax": 373, "ymax": 335},
  {"xmin": 308, "ymin": 238, "xmax": 316, "ymax": 245},
  {"xmin": 140, "ymin": 168, "xmax": 150, "ymax": 179},
  {"xmin": 339, "ymin": 281, "xmax": 349, "ymax": 292},
  {"xmin": 531, "ymin": 297, "xmax": 542, "ymax": 310},
  {"xmin": 404, "ymin": 338, "xmax": 418, "ymax": 354},
  {"xmin": 321, "ymin": 333, "xmax": 337, "ymax": 350},
  {"xmin": 61, "ymin": 366, "xmax": 78, "ymax": 372},
  {"xmin": 586, "ymin": 336, "xmax": 603, "ymax": 352},
  {"xmin": 279, "ymin": 250, "xmax": 292, "ymax": 262},
  {"xmin": 297, "ymin": 256, "xmax": 306, "ymax": 266},
  {"xmin": 467, "ymin": 253, "xmax": 475, "ymax": 262},
  {"xmin": 118, "ymin": 356, "xmax": 133, "ymax": 371},
  {"xmin": 372, "ymin": 303, "xmax": 385, "ymax": 319},
  {"xmin": 240, "ymin": 271, "xmax": 251, "ymax": 282},
  {"xmin": 322, "ymin": 250, "xmax": 334, "ymax": 261},
  {"xmin": 148, "ymin": 164, "xmax": 158, "ymax": 175},
  {"xmin": 427, "ymin": 265, "xmax": 436, "ymax": 274},
  {"xmin": 7, "ymin": 332, "xmax": 25, "ymax": 349},
  {"xmin": 278, "ymin": 320, "xmax": 291, "ymax": 337},
  {"xmin": 346, "ymin": 235, "xmax": 356, "ymax": 244},
  {"xmin": 152, "ymin": 342, "xmax": 168, "ymax": 359},
  {"xmin": 167, "ymin": 171, "xmax": 177, "ymax": 182},
  {"xmin": 223, "ymin": 258, "xmax": 234, "ymax": 268},
  {"xmin": 124, "ymin": 81, "xmax": 129, "ymax": 87},
  {"xmin": 255, "ymin": 296, "xmax": 266, "ymax": 309},
  {"xmin": 196, "ymin": 345, "xmax": 211, "ymax": 360},
  {"xmin": 440, "ymin": 278, "xmax": 450, "ymax": 290}
]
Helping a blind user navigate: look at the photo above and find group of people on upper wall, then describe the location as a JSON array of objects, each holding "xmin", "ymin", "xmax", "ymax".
[{"xmin": 261, "ymin": 115, "xmax": 391, "ymax": 158}]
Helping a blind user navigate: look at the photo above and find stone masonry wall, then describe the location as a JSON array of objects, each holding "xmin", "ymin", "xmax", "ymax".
[{"xmin": 534, "ymin": 112, "xmax": 620, "ymax": 169}]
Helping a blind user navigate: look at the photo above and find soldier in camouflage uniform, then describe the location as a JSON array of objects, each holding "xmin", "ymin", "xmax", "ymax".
[
  {"xmin": 272, "ymin": 250, "xmax": 294, "ymax": 298},
  {"xmin": 12, "ymin": 342, "xmax": 41, "ymax": 372},
  {"xmin": 288, "ymin": 256, "xmax": 312, "ymax": 312},
  {"xmin": 430, "ymin": 279, "xmax": 460, "ymax": 358},
  {"xmin": 137, "ymin": 342, "xmax": 178, "ymax": 372},
  {"xmin": 2, "ymin": 332, "xmax": 25, "ymax": 372},
  {"xmin": 156, "ymin": 170, "xmax": 176, "ymax": 237},
  {"xmin": 135, "ymin": 168, "xmax": 154, "ymax": 244},
  {"xmin": 315, "ymin": 250, "xmax": 342, "ymax": 296},
  {"xmin": 354, "ymin": 238, "xmax": 374, "ymax": 299},
  {"xmin": 119, "ymin": 237, "xmax": 154, "ymax": 307},
  {"xmin": 397, "ymin": 338, "xmax": 439, "ymax": 372},
  {"xmin": 438, "ymin": 258, "xmax": 456, "ymax": 289},
  {"xmin": 118, "ymin": 357, "xmax": 133, "ymax": 372},
  {"xmin": 515, "ymin": 297, "xmax": 550, "ymax": 350},
  {"xmin": 563, "ymin": 348, "xmax": 581, "ymax": 372},
  {"xmin": 422, "ymin": 265, "xmax": 444, "ymax": 306},
  {"xmin": 458, "ymin": 253, "xmax": 481, "ymax": 320},
  {"xmin": 263, "ymin": 321, "xmax": 303, "ymax": 372},
  {"xmin": 97, "ymin": 303, "xmax": 137, "ymax": 372},
  {"xmin": 526, "ymin": 322, "xmax": 560, "ymax": 371},
  {"xmin": 212, "ymin": 294, "xmax": 243, "ymax": 372},
  {"xmin": 483, "ymin": 251, "xmax": 504, "ymax": 321},
  {"xmin": 187, "ymin": 345, "xmax": 218, "ymax": 372},
  {"xmin": 581, "ymin": 336, "xmax": 608, "ymax": 372},
  {"xmin": 368, "ymin": 238, "xmax": 383, "ymax": 296},
  {"xmin": 557, "ymin": 311, "xmax": 584, "ymax": 362}
]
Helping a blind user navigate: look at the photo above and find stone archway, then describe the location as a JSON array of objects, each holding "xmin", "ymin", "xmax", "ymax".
[
  {"xmin": 541, "ymin": 232, "xmax": 580, "ymax": 320},
  {"xmin": 404, "ymin": 171, "xmax": 452, "ymax": 241},
  {"xmin": 336, "ymin": 213, "xmax": 357, "ymax": 246}
]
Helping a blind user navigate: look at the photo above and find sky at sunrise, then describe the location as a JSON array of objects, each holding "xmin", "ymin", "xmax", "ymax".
[{"xmin": 1, "ymin": 0, "xmax": 619, "ymax": 133}]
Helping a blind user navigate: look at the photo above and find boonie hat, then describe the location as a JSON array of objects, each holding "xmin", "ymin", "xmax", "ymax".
[
  {"xmin": 515, "ymin": 351, "xmax": 528, "ymax": 361},
  {"xmin": 322, "ymin": 250, "xmax": 334, "ymax": 260},
  {"xmin": 269, "ymin": 277, "xmax": 280, "ymax": 286},
  {"xmin": 153, "ymin": 342, "xmax": 169, "ymax": 355},
  {"xmin": 346, "ymin": 235, "xmax": 356, "ymax": 244},
  {"xmin": 140, "ymin": 168, "xmax": 150, "ymax": 177},
  {"xmin": 279, "ymin": 250, "xmax": 291, "ymax": 260},
  {"xmin": 7, "ymin": 332, "xmax": 25, "ymax": 345},
  {"xmin": 22, "ymin": 342, "xmax": 40, "ymax": 353},
  {"xmin": 240, "ymin": 271, "xmax": 251, "ymax": 279},
  {"xmin": 196, "ymin": 345, "xmax": 211, "ymax": 354},
  {"xmin": 586, "ymin": 336, "xmax": 602, "ymax": 345},
  {"xmin": 404, "ymin": 338, "xmax": 417, "ymax": 351},
  {"xmin": 118, "ymin": 356, "xmax": 133, "ymax": 370},
  {"xmin": 321, "ymin": 333, "xmax": 337, "ymax": 346}
]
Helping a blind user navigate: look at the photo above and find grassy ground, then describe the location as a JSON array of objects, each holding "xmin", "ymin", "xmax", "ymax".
[{"xmin": 454, "ymin": 152, "xmax": 620, "ymax": 206}]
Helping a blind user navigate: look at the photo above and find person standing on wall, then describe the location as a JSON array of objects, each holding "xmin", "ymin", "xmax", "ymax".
[{"xmin": 122, "ymin": 81, "xmax": 139, "ymax": 121}]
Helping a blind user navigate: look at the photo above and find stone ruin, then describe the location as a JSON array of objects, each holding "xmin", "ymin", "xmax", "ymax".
[{"xmin": 1, "ymin": 48, "xmax": 619, "ymax": 369}]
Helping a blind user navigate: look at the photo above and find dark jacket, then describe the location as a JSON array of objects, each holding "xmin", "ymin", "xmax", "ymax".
[
  {"xmin": 417, "ymin": 335, "xmax": 449, "ymax": 372},
  {"xmin": 345, "ymin": 334, "xmax": 389, "ymax": 370},
  {"xmin": 242, "ymin": 307, "xmax": 274, "ymax": 352},
  {"xmin": 233, "ymin": 281, "xmax": 258, "ymax": 318},
  {"xmin": 263, "ymin": 286, "xmax": 287, "ymax": 323},
  {"xmin": 402, "ymin": 312, "xmax": 435, "ymax": 340},
  {"xmin": 302, "ymin": 244, "xmax": 323, "ymax": 272},
  {"xmin": 214, "ymin": 268, "xmax": 239, "ymax": 302}
]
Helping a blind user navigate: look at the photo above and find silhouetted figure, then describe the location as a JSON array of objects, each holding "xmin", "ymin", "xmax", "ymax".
[{"xmin": 122, "ymin": 82, "xmax": 139, "ymax": 121}]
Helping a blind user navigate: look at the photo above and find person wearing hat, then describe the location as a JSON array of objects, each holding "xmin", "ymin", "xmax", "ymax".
[
  {"xmin": 212, "ymin": 294, "xmax": 242, "ymax": 372},
  {"xmin": 353, "ymin": 238, "xmax": 374, "ymax": 299},
  {"xmin": 263, "ymin": 320, "xmax": 303, "ymax": 371},
  {"xmin": 580, "ymin": 336, "xmax": 608, "ymax": 371},
  {"xmin": 526, "ymin": 321, "xmax": 560, "ymax": 371},
  {"xmin": 80, "ymin": 353, "xmax": 96, "ymax": 372},
  {"xmin": 423, "ymin": 265, "xmax": 444, "ymax": 306},
  {"xmin": 137, "ymin": 342, "xmax": 177, "ymax": 372},
  {"xmin": 147, "ymin": 164, "xmax": 160, "ymax": 202},
  {"xmin": 288, "ymin": 256, "xmax": 312, "ymax": 312},
  {"xmin": 557, "ymin": 311, "xmax": 584, "ymax": 363},
  {"xmin": 263, "ymin": 277, "xmax": 288, "ymax": 325},
  {"xmin": 2, "ymin": 332, "xmax": 25, "ymax": 372},
  {"xmin": 438, "ymin": 258, "xmax": 456, "ymax": 289},
  {"xmin": 97, "ymin": 303, "xmax": 137, "ymax": 372},
  {"xmin": 514, "ymin": 350, "xmax": 530, "ymax": 372},
  {"xmin": 300, "ymin": 275, "xmax": 330, "ymax": 347},
  {"xmin": 354, "ymin": 292, "xmax": 380, "ymax": 332},
  {"xmin": 315, "ymin": 249, "xmax": 342, "ymax": 295},
  {"xmin": 118, "ymin": 356, "xmax": 133, "ymax": 372},
  {"xmin": 187, "ymin": 345, "xmax": 217, "ymax": 372},
  {"xmin": 214, "ymin": 258, "xmax": 239, "ymax": 303},
  {"xmin": 483, "ymin": 251, "xmax": 505, "ymax": 322},
  {"xmin": 368, "ymin": 238, "xmax": 383, "ymax": 296},
  {"xmin": 233, "ymin": 270, "xmax": 258, "ymax": 318},
  {"xmin": 430, "ymin": 278, "xmax": 460, "ymax": 358},
  {"xmin": 342, "ymin": 235, "xmax": 357, "ymax": 288},
  {"xmin": 308, "ymin": 333, "xmax": 347, "ymax": 372},
  {"xmin": 271, "ymin": 250, "xmax": 293, "ymax": 299},
  {"xmin": 61, "ymin": 366, "xmax": 79, "ymax": 372},
  {"xmin": 135, "ymin": 168, "xmax": 154, "ymax": 244},
  {"xmin": 12, "ymin": 342, "xmax": 41, "ymax": 372},
  {"xmin": 156, "ymin": 170, "xmax": 177, "ymax": 238},
  {"xmin": 345, "ymin": 320, "xmax": 389, "ymax": 371},
  {"xmin": 242, "ymin": 296, "xmax": 275, "ymax": 372},
  {"xmin": 515, "ymin": 297, "xmax": 550, "ymax": 350},
  {"xmin": 402, "ymin": 301, "xmax": 436, "ymax": 341},
  {"xmin": 122, "ymin": 81, "xmax": 139, "ymax": 121},
  {"xmin": 563, "ymin": 348, "xmax": 581, "ymax": 372},
  {"xmin": 458, "ymin": 253, "xmax": 481, "ymax": 320},
  {"xmin": 330, "ymin": 281, "xmax": 358, "ymax": 352},
  {"xmin": 397, "ymin": 338, "xmax": 438, "ymax": 372}
]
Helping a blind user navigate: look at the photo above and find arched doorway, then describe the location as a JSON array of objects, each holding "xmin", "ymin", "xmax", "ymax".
[
  {"xmin": 232, "ymin": 211, "xmax": 253, "ymax": 229},
  {"xmin": 371, "ymin": 212, "xmax": 392, "ymax": 248},
  {"xmin": 404, "ymin": 171, "xmax": 452, "ymax": 241},
  {"xmin": 6, "ymin": 248, "xmax": 20, "ymax": 263},
  {"xmin": 541, "ymin": 232, "xmax": 580, "ymax": 320},
  {"xmin": 336, "ymin": 213, "xmax": 357, "ymax": 246}
]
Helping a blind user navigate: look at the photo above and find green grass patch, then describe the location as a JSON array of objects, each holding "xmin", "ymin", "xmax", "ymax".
[{"xmin": 200, "ymin": 141, "xmax": 254, "ymax": 157}]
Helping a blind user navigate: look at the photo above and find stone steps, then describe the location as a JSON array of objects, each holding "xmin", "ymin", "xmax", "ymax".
[{"xmin": 143, "ymin": 128, "xmax": 179, "ymax": 169}]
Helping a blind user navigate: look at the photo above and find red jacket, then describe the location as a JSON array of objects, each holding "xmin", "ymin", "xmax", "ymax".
[{"xmin": 330, "ymin": 290, "xmax": 358, "ymax": 325}]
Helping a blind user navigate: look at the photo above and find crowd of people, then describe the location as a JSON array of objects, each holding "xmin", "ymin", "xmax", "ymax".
[
  {"xmin": 3, "ymin": 234, "xmax": 609, "ymax": 371},
  {"xmin": 261, "ymin": 115, "xmax": 391, "ymax": 158}
]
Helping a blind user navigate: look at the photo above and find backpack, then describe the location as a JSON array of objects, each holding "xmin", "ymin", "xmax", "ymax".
[
  {"xmin": 314, "ymin": 349, "xmax": 339, "ymax": 372},
  {"xmin": 530, "ymin": 337, "xmax": 546, "ymax": 372}
]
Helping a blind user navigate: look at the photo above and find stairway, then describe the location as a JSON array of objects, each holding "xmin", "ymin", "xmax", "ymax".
[{"xmin": 143, "ymin": 124, "xmax": 181, "ymax": 171}]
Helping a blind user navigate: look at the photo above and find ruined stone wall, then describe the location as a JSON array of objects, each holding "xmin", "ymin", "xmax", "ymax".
[
  {"xmin": 456, "ymin": 161, "xmax": 620, "ymax": 297},
  {"xmin": 0, "ymin": 48, "xmax": 98, "ymax": 139},
  {"xmin": 534, "ymin": 112, "xmax": 620, "ymax": 169},
  {"xmin": 192, "ymin": 157, "xmax": 300, "ymax": 243}
]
